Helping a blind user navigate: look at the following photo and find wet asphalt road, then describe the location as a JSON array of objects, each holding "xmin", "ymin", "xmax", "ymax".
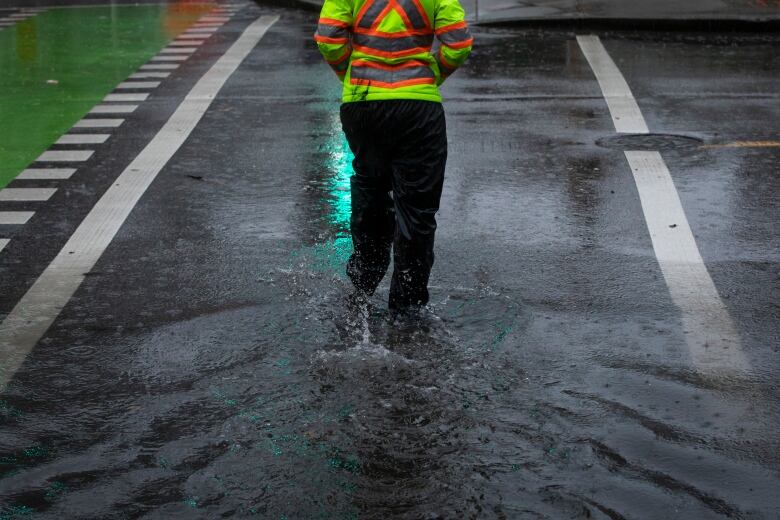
[{"xmin": 1, "ymin": 3, "xmax": 780, "ymax": 519}]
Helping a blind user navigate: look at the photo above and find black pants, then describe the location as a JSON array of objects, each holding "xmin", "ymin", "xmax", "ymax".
[{"xmin": 340, "ymin": 100, "xmax": 447, "ymax": 310}]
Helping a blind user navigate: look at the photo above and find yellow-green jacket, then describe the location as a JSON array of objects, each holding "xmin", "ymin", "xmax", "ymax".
[{"xmin": 314, "ymin": 0, "xmax": 473, "ymax": 103}]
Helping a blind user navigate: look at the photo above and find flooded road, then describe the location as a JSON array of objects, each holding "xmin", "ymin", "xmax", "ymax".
[{"xmin": 1, "ymin": 2, "xmax": 779, "ymax": 518}]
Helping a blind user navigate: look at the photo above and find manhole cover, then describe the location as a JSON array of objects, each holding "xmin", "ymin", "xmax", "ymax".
[{"xmin": 596, "ymin": 133, "xmax": 704, "ymax": 151}]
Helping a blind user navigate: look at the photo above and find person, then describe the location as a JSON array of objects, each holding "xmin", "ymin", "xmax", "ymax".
[{"xmin": 314, "ymin": 0, "xmax": 473, "ymax": 311}]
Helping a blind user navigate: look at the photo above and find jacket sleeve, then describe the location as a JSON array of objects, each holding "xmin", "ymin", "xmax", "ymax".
[
  {"xmin": 433, "ymin": 0, "xmax": 473, "ymax": 85},
  {"xmin": 314, "ymin": 0, "xmax": 353, "ymax": 80}
]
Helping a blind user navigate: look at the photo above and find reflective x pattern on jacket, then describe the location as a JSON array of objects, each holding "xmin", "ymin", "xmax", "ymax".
[{"xmin": 314, "ymin": 0, "xmax": 473, "ymax": 103}]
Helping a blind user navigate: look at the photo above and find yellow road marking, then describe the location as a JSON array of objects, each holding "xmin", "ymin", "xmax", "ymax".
[{"xmin": 701, "ymin": 141, "xmax": 780, "ymax": 149}]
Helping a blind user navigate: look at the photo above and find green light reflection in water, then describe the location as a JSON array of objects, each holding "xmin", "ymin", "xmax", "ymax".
[{"xmin": 314, "ymin": 114, "xmax": 355, "ymax": 274}]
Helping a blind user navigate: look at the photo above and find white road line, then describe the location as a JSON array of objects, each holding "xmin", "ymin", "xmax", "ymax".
[
  {"xmin": 0, "ymin": 212, "xmax": 34, "ymax": 225},
  {"xmin": 160, "ymin": 47, "xmax": 196, "ymax": 54},
  {"xmin": 578, "ymin": 35, "xmax": 748, "ymax": 373},
  {"xmin": 576, "ymin": 35, "xmax": 649, "ymax": 134},
  {"xmin": 200, "ymin": 16, "xmax": 229, "ymax": 22},
  {"xmin": 129, "ymin": 72, "xmax": 170, "ymax": 79},
  {"xmin": 37, "ymin": 150, "xmax": 94, "ymax": 162},
  {"xmin": 18, "ymin": 168, "xmax": 77, "ymax": 180},
  {"xmin": 0, "ymin": 239, "xmax": 8, "ymax": 253},
  {"xmin": 140, "ymin": 63, "xmax": 180, "ymax": 69},
  {"xmin": 116, "ymin": 81, "xmax": 160, "ymax": 89},
  {"xmin": 0, "ymin": 15, "xmax": 279, "ymax": 390},
  {"xmin": 625, "ymin": 152, "xmax": 748, "ymax": 371},
  {"xmin": 90, "ymin": 104, "xmax": 138, "ymax": 114},
  {"xmin": 104, "ymin": 93, "xmax": 149, "ymax": 102},
  {"xmin": 181, "ymin": 32, "xmax": 210, "ymax": 38},
  {"xmin": 193, "ymin": 23, "xmax": 224, "ymax": 27},
  {"xmin": 74, "ymin": 118, "xmax": 124, "ymax": 128},
  {"xmin": 0, "ymin": 188, "xmax": 57, "ymax": 202},
  {"xmin": 151, "ymin": 55, "xmax": 188, "ymax": 62},
  {"xmin": 186, "ymin": 28, "xmax": 218, "ymax": 33},
  {"xmin": 56, "ymin": 134, "xmax": 110, "ymax": 145}
]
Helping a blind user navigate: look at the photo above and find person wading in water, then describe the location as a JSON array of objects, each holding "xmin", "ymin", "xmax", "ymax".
[{"xmin": 314, "ymin": 0, "xmax": 473, "ymax": 311}]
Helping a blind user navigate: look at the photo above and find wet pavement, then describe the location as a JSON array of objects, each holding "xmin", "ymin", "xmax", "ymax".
[{"xmin": 1, "ymin": 1, "xmax": 780, "ymax": 519}]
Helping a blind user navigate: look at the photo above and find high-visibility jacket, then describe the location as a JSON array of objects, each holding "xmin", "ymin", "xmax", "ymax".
[{"xmin": 314, "ymin": 0, "xmax": 473, "ymax": 103}]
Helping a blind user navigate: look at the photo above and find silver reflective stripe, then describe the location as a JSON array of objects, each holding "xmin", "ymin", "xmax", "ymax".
[
  {"xmin": 397, "ymin": 0, "xmax": 428, "ymax": 29},
  {"xmin": 352, "ymin": 32, "xmax": 433, "ymax": 54},
  {"xmin": 357, "ymin": 0, "xmax": 389, "ymax": 28},
  {"xmin": 438, "ymin": 26, "xmax": 471, "ymax": 46},
  {"xmin": 351, "ymin": 62, "xmax": 435, "ymax": 85},
  {"xmin": 357, "ymin": 0, "xmax": 429, "ymax": 30},
  {"xmin": 316, "ymin": 23, "xmax": 349, "ymax": 40}
]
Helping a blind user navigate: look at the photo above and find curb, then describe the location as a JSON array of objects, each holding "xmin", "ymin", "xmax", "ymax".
[{"xmin": 474, "ymin": 17, "xmax": 780, "ymax": 32}]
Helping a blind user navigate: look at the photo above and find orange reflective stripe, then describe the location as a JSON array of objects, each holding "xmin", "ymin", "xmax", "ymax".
[
  {"xmin": 352, "ymin": 43, "xmax": 431, "ymax": 59},
  {"xmin": 435, "ymin": 20, "xmax": 467, "ymax": 34},
  {"xmin": 315, "ymin": 35, "xmax": 350, "ymax": 44},
  {"xmin": 318, "ymin": 17, "xmax": 350, "ymax": 28},
  {"xmin": 370, "ymin": 0, "xmax": 395, "ymax": 30},
  {"xmin": 352, "ymin": 58, "xmax": 428, "ymax": 69},
  {"xmin": 443, "ymin": 37, "xmax": 473, "ymax": 49},
  {"xmin": 351, "ymin": 77, "xmax": 435, "ymax": 88}
]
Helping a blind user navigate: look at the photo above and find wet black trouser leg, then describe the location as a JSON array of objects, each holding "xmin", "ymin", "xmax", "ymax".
[{"xmin": 340, "ymin": 100, "xmax": 447, "ymax": 310}]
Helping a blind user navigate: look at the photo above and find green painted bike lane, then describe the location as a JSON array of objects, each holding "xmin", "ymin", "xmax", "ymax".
[{"xmin": 0, "ymin": 4, "xmax": 215, "ymax": 189}]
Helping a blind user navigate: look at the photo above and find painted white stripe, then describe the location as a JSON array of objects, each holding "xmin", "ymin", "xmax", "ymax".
[
  {"xmin": 200, "ymin": 16, "xmax": 229, "ymax": 22},
  {"xmin": 170, "ymin": 40, "xmax": 205, "ymax": 47},
  {"xmin": 151, "ymin": 55, "xmax": 188, "ymax": 62},
  {"xmin": 74, "ymin": 118, "xmax": 124, "ymax": 128},
  {"xmin": 140, "ymin": 63, "xmax": 180, "ymax": 69},
  {"xmin": 578, "ymin": 35, "xmax": 748, "ymax": 373},
  {"xmin": 116, "ymin": 81, "xmax": 160, "ymax": 89},
  {"xmin": 129, "ymin": 72, "xmax": 170, "ymax": 79},
  {"xmin": 90, "ymin": 104, "xmax": 137, "ymax": 114},
  {"xmin": 37, "ymin": 150, "xmax": 94, "ymax": 162},
  {"xmin": 625, "ymin": 152, "xmax": 749, "ymax": 371},
  {"xmin": 576, "ymin": 35, "xmax": 649, "ymax": 134},
  {"xmin": 18, "ymin": 168, "xmax": 76, "ymax": 180},
  {"xmin": 181, "ymin": 32, "xmax": 211, "ymax": 38},
  {"xmin": 193, "ymin": 22, "xmax": 224, "ymax": 27},
  {"xmin": 104, "ymin": 93, "xmax": 149, "ymax": 102},
  {"xmin": 8, "ymin": 14, "xmax": 33, "ymax": 18},
  {"xmin": 0, "ymin": 188, "xmax": 57, "ymax": 202},
  {"xmin": 0, "ymin": 212, "xmax": 34, "ymax": 225},
  {"xmin": 0, "ymin": 239, "xmax": 8, "ymax": 253},
  {"xmin": 56, "ymin": 134, "xmax": 110, "ymax": 145},
  {"xmin": 0, "ymin": 15, "xmax": 279, "ymax": 390},
  {"xmin": 185, "ymin": 28, "xmax": 218, "ymax": 33},
  {"xmin": 160, "ymin": 47, "xmax": 196, "ymax": 54}
]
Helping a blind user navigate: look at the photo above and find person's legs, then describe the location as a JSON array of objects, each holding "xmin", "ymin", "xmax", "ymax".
[
  {"xmin": 340, "ymin": 103, "xmax": 395, "ymax": 296},
  {"xmin": 388, "ymin": 102, "xmax": 448, "ymax": 310}
]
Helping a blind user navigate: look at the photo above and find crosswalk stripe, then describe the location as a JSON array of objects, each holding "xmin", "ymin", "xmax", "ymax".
[
  {"xmin": 116, "ymin": 81, "xmax": 160, "ymax": 89},
  {"xmin": 90, "ymin": 104, "xmax": 138, "ymax": 114},
  {"xmin": 0, "ymin": 212, "xmax": 34, "ymax": 225},
  {"xmin": 18, "ymin": 168, "xmax": 77, "ymax": 180},
  {"xmin": 0, "ymin": 188, "xmax": 57, "ymax": 202},
  {"xmin": 104, "ymin": 93, "xmax": 149, "ymax": 102},
  {"xmin": 56, "ymin": 134, "xmax": 110, "ymax": 145},
  {"xmin": 37, "ymin": 150, "xmax": 95, "ymax": 161},
  {"xmin": 74, "ymin": 118, "xmax": 124, "ymax": 128}
]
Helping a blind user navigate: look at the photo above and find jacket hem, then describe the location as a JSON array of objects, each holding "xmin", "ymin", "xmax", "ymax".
[{"xmin": 341, "ymin": 92, "xmax": 443, "ymax": 103}]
